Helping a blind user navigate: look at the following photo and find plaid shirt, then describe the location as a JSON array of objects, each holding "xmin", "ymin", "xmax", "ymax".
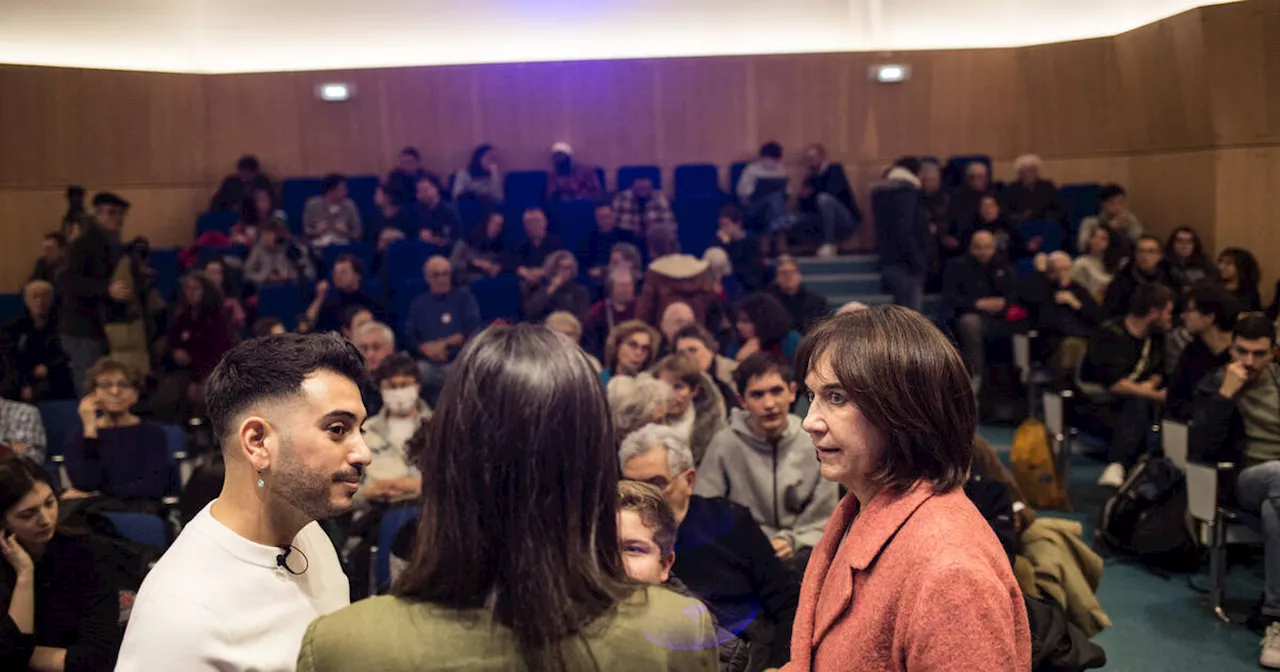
[
  {"xmin": 613, "ymin": 189, "xmax": 676, "ymax": 236},
  {"xmin": 0, "ymin": 399, "xmax": 47, "ymax": 463},
  {"xmin": 548, "ymin": 164, "xmax": 604, "ymax": 202}
]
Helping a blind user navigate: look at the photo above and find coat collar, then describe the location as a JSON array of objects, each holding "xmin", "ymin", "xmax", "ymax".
[{"xmin": 840, "ymin": 481, "xmax": 936, "ymax": 570}]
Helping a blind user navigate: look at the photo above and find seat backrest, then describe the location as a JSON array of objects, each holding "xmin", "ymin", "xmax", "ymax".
[
  {"xmin": 674, "ymin": 164, "xmax": 720, "ymax": 202},
  {"xmin": 674, "ymin": 194, "xmax": 722, "ymax": 258},
  {"xmin": 281, "ymin": 177, "xmax": 325, "ymax": 233},
  {"xmin": 504, "ymin": 171, "xmax": 549, "ymax": 210},
  {"xmin": 549, "ymin": 199, "xmax": 597, "ymax": 256},
  {"xmin": 386, "ymin": 240, "xmax": 439, "ymax": 285},
  {"xmin": 346, "ymin": 175, "xmax": 380, "ymax": 225},
  {"xmin": 617, "ymin": 165, "xmax": 662, "ymax": 192},
  {"xmin": 1162, "ymin": 420, "xmax": 1190, "ymax": 470},
  {"xmin": 101, "ymin": 511, "xmax": 167, "ymax": 549},
  {"xmin": 37, "ymin": 400, "xmax": 82, "ymax": 458},
  {"xmin": 471, "ymin": 274, "xmax": 522, "ymax": 323},
  {"xmin": 1185, "ymin": 462, "xmax": 1221, "ymax": 523},
  {"xmin": 1042, "ymin": 391, "xmax": 1065, "ymax": 436},
  {"xmin": 0, "ymin": 294, "xmax": 23, "ymax": 326},
  {"xmin": 256, "ymin": 283, "xmax": 304, "ymax": 331},
  {"xmin": 729, "ymin": 161, "xmax": 749, "ymax": 196},
  {"xmin": 149, "ymin": 248, "xmax": 182, "ymax": 302},
  {"xmin": 1016, "ymin": 219, "xmax": 1064, "ymax": 254}
]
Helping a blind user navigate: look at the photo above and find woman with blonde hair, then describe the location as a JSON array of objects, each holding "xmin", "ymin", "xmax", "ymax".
[
  {"xmin": 607, "ymin": 374, "xmax": 674, "ymax": 441},
  {"xmin": 601, "ymin": 320, "xmax": 661, "ymax": 386}
]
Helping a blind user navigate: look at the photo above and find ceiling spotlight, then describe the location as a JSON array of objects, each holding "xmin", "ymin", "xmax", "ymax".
[
  {"xmin": 871, "ymin": 64, "xmax": 910, "ymax": 84},
  {"xmin": 316, "ymin": 83, "xmax": 353, "ymax": 102}
]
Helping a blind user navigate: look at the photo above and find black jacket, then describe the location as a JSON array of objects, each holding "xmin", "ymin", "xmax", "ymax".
[
  {"xmin": 721, "ymin": 235, "xmax": 767, "ymax": 293},
  {"xmin": 871, "ymin": 180, "xmax": 928, "ymax": 272},
  {"xmin": 1023, "ymin": 277, "xmax": 1103, "ymax": 339},
  {"xmin": 0, "ymin": 312, "xmax": 74, "ymax": 400},
  {"xmin": 799, "ymin": 163, "xmax": 860, "ymax": 223},
  {"xmin": 999, "ymin": 179, "xmax": 1064, "ymax": 224},
  {"xmin": 209, "ymin": 173, "xmax": 274, "ymax": 212},
  {"xmin": 0, "ymin": 533, "xmax": 122, "ymax": 672},
  {"xmin": 942, "ymin": 254, "xmax": 1016, "ymax": 317},
  {"xmin": 768, "ymin": 284, "xmax": 829, "ymax": 333},
  {"xmin": 1166, "ymin": 339, "xmax": 1231, "ymax": 422},
  {"xmin": 1102, "ymin": 262, "xmax": 1174, "ymax": 317},
  {"xmin": 673, "ymin": 495, "xmax": 800, "ymax": 668},
  {"xmin": 58, "ymin": 225, "xmax": 119, "ymax": 339},
  {"xmin": 1188, "ymin": 364, "xmax": 1280, "ymax": 465}
]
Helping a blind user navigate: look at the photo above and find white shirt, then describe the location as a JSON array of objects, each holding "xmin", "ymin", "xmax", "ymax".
[{"xmin": 115, "ymin": 502, "xmax": 349, "ymax": 672}]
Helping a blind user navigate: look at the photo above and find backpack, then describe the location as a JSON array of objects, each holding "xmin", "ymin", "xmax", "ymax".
[
  {"xmin": 1011, "ymin": 418, "xmax": 1068, "ymax": 510},
  {"xmin": 1095, "ymin": 456, "xmax": 1197, "ymax": 571}
]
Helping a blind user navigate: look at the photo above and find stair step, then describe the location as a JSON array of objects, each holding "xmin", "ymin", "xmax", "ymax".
[
  {"xmin": 794, "ymin": 254, "xmax": 879, "ymax": 275},
  {"xmin": 805, "ymin": 272, "xmax": 882, "ymax": 295}
]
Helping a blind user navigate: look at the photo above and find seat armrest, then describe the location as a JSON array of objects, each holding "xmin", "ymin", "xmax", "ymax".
[{"xmin": 1186, "ymin": 462, "xmax": 1220, "ymax": 523}]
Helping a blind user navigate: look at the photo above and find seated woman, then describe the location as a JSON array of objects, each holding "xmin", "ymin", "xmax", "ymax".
[
  {"xmin": 297, "ymin": 324, "xmax": 718, "ymax": 671},
  {"xmin": 607, "ymin": 374, "xmax": 674, "ymax": 441},
  {"xmin": 523, "ymin": 251, "xmax": 591, "ymax": 323},
  {"xmin": 788, "ymin": 307, "xmax": 1030, "ymax": 669},
  {"xmin": 1070, "ymin": 223, "xmax": 1123, "ymax": 303},
  {"xmin": 600, "ymin": 320, "xmax": 660, "ymax": 386},
  {"xmin": 200, "ymin": 258, "xmax": 246, "ymax": 334},
  {"xmin": 727, "ymin": 293, "xmax": 801, "ymax": 365},
  {"xmin": 450, "ymin": 144, "xmax": 503, "ymax": 203},
  {"xmin": 1163, "ymin": 226, "xmax": 1217, "ymax": 296},
  {"xmin": 230, "ymin": 186, "xmax": 286, "ymax": 247},
  {"xmin": 449, "ymin": 210, "xmax": 510, "ymax": 284},
  {"xmin": 154, "ymin": 273, "xmax": 236, "ymax": 424},
  {"xmin": 356, "ymin": 354, "xmax": 428, "ymax": 511},
  {"xmin": 0, "ymin": 456, "xmax": 122, "ymax": 672},
  {"xmin": 652, "ymin": 354, "xmax": 726, "ymax": 465},
  {"xmin": 1218, "ymin": 247, "xmax": 1262, "ymax": 312},
  {"xmin": 62, "ymin": 359, "xmax": 170, "ymax": 510}
]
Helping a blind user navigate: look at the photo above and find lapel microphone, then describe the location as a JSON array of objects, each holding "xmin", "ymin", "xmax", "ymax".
[{"xmin": 276, "ymin": 544, "xmax": 309, "ymax": 575}]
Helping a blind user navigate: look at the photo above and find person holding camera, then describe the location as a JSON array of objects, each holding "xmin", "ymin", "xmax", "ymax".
[
  {"xmin": 243, "ymin": 223, "xmax": 316, "ymax": 288},
  {"xmin": 58, "ymin": 192, "xmax": 132, "ymax": 396}
]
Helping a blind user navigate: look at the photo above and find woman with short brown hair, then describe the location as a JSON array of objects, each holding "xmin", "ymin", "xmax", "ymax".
[{"xmin": 783, "ymin": 306, "xmax": 1030, "ymax": 671}]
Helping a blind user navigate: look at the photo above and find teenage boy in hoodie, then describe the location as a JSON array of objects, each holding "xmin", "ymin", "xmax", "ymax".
[{"xmin": 694, "ymin": 352, "xmax": 840, "ymax": 570}]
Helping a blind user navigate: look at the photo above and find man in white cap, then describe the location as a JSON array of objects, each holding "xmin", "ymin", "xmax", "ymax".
[{"xmin": 548, "ymin": 141, "xmax": 603, "ymax": 202}]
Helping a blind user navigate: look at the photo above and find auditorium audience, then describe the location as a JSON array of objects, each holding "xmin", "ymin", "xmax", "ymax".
[
  {"xmin": 1077, "ymin": 184, "xmax": 1142, "ymax": 255},
  {"xmin": 450, "ymin": 144, "xmax": 503, "ymax": 203},
  {"xmin": 581, "ymin": 203, "xmax": 642, "ymax": 280},
  {"xmin": 1071, "ymin": 223, "xmax": 1123, "ymax": 302},
  {"xmin": 947, "ymin": 160, "xmax": 992, "ymax": 232},
  {"xmin": 303, "ymin": 174, "xmax": 362, "ymax": 249},
  {"xmin": 513, "ymin": 207, "xmax": 563, "ymax": 288},
  {"xmin": 210, "ymin": 155, "xmax": 274, "ymax": 213},
  {"xmin": 523, "ymin": 251, "xmax": 590, "ymax": 322},
  {"xmin": 944, "ymin": 230, "xmax": 1017, "ymax": 392},
  {"xmin": 737, "ymin": 141, "xmax": 793, "ymax": 256},
  {"xmin": 600, "ymin": 320, "xmax": 660, "ymax": 386},
  {"xmin": 59, "ymin": 192, "xmax": 130, "ymax": 396},
  {"xmin": 696, "ymin": 353, "xmax": 839, "ymax": 567},
  {"xmin": 635, "ymin": 254, "xmax": 720, "ymax": 329},
  {"xmin": 62, "ymin": 358, "xmax": 170, "ymax": 507},
  {"xmin": 304, "ymin": 255, "xmax": 385, "ymax": 334},
  {"xmin": 1026, "ymin": 251, "xmax": 1103, "ymax": 384},
  {"xmin": 2, "ymin": 280, "xmax": 74, "ymax": 403},
  {"xmin": 352, "ymin": 321, "xmax": 394, "ymax": 416},
  {"xmin": 411, "ymin": 175, "xmax": 459, "ymax": 247},
  {"xmin": 547, "ymin": 142, "xmax": 604, "ymax": 202},
  {"xmin": 619, "ymin": 424, "xmax": 799, "ymax": 668},
  {"xmin": 200, "ymin": 258, "xmax": 246, "ymax": 332},
  {"xmin": 715, "ymin": 204, "xmax": 767, "ymax": 292},
  {"xmin": 652, "ymin": 355, "xmax": 726, "ymax": 464},
  {"xmin": 1102, "ymin": 234, "xmax": 1172, "ymax": 317},
  {"xmin": 1217, "ymin": 247, "xmax": 1263, "ymax": 312},
  {"xmin": 28, "ymin": 233, "xmax": 67, "ymax": 285},
  {"xmin": 1075, "ymin": 283, "xmax": 1174, "ymax": 488},
  {"xmin": 790, "ymin": 308, "xmax": 1030, "ymax": 670},
  {"xmin": 616, "ymin": 479, "xmax": 677, "ymax": 587},
  {"xmin": 613, "ymin": 175, "xmax": 676, "ymax": 256},
  {"xmin": 298, "ymin": 325, "xmax": 715, "ymax": 671},
  {"xmin": 385, "ymin": 147, "xmax": 433, "ymax": 205},
  {"xmin": 367, "ymin": 185, "xmax": 415, "ymax": 247},
  {"xmin": 405, "ymin": 257, "xmax": 480, "ymax": 404},
  {"xmin": 799, "ymin": 143, "xmax": 860, "ymax": 259},
  {"xmin": 0, "ymin": 398, "xmax": 47, "ymax": 464},
  {"xmin": 1166, "ymin": 285, "xmax": 1238, "ymax": 422},
  {"xmin": 607, "ymin": 242, "xmax": 645, "ymax": 284},
  {"xmin": 231, "ymin": 186, "xmax": 284, "ymax": 247},
  {"xmin": 979, "ymin": 194, "xmax": 1042, "ymax": 261},
  {"xmin": 872, "ymin": 157, "xmax": 929, "ymax": 311},
  {"xmin": 0, "ymin": 456, "xmax": 122, "ymax": 672},
  {"xmin": 355, "ymin": 354, "xmax": 426, "ymax": 509},
  {"xmin": 1000, "ymin": 154, "xmax": 1064, "ymax": 224},
  {"xmin": 700, "ymin": 248, "xmax": 733, "ymax": 301},
  {"xmin": 769, "ymin": 255, "xmax": 829, "ymax": 334},
  {"xmin": 158, "ymin": 273, "xmax": 235, "ymax": 416},
  {"xmin": 1162, "ymin": 226, "xmax": 1217, "ymax": 295},
  {"xmin": 673, "ymin": 323, "xmax": 740, "ymax": 415},
  {"xmin": 728, "ymin": 293, "xmax": 802, "ymax": 365},
  {"xmin": 608, "ymin": 374, "xmax": 674, "ymax": 441},
  {"xmin": 449, "ymin": 210, "xmax": 510, "ymax": 284},
  {"xmin": 658, "ymin": 302, "xmax": 697, "ymax": 349},
  {"xmin": 544, "ymin": 311, "xmax": 603, "ymax": 371},
  {"xmin": 921, "ymin": 160, "xmax": 957, "ymax": 288},
  {"xmin": 583, "ymin": 268, "xmax": 638, "ymax": 357},
  {"xmin": 103, "ymin": 236, "xmax": 158, "ymax": 378},
  {"xmin": 337, "ymin": 306, "xmax": 373, "ymax": 342},
  {"xmin": 243, "ymin": 223, "xmax": 315, "ymax": 287}
]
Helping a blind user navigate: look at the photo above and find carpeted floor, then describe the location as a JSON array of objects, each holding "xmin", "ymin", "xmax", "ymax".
[{"xmin": 979, "ymin": 424, "xmax": 1263, "ymax": 671}]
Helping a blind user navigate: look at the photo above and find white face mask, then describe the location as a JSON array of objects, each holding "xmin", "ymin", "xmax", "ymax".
[{"xmin": 382, "ymin": 387, "xmax": 419, "ymax": 415}]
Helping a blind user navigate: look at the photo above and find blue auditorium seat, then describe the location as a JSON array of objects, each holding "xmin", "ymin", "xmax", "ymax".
[
  {"xmin": 943, "ymin": 155, "xmax": 992, "ymax": 188},
  {"xmin": 101, "ymin": 511, "xmax": 167, "ymax": 549},
  {"xmin": 0, "ymin": 294, "xmax": 24, "ymax": 325},
  {"xmin": 1016, "ymin": 219, "xmax": 1064, "ymax": 255},
  {"xmin": 256, "ymin": 283, "xmax": 304, "ymax": 331},
  {"xmin": 393, "ymin": 279, "xmax": 428, "ymax": 333},
  {"xmin": 504, "ymin": 171, "xmax": 548, "ymax": 210},
  {"xmin": 159, "ymin": 423, "xmax": 189, "ymax": 493},
  {"xmin": 549, "ymin": 199, "xmax": 597, "ymax": 257},
  {"xmin": 471, "ymin": 274, "xmax": 522, "ymax": 324},
  {"xmin": 454, "ymin": 195, "xmax": 490, "ymax": 241},
  {"xmin": 1060, "ymin": 183, "xmax": 1101, "ymax": 246},
  {"xmin": 150, "ymin": 248, "xmax": 181, "ymax": 302},
  {"xmin": 594, "ymin": 167, "xmax": 608, "ymax": 193},
  {"xmin": 385, "ymin": 241, "xmax": 440, "ymax": 285},
  {"xmin": 361, "ymin": 278, "xmax": 385, "ymax": 303},
  {"xmin": 281, "ymin": 178, "xmax": 324, "ymax": 233},
  {"xmin": 729, "ymin": 162, "xmax": 749, "ymax": 198},
  {"xmin": 347, "ymin": 175, "xmax": 380, "ymax": 227},
  {"xmin": 321, "ymin": 243, "xmax": 374, "ymax": 276},
  {"xmin": 195, "ymin": 210, "xmax": 239, "ymax": 237},
  {"xmin": 674, "ymin": 164, "xmax": 721, "ymax": 202},
  {"xmin": 617, "ymin": 165, "xmax": 662, "ymax": 192},
  {"xmin": 375, "ymin": 506, "xmax": 420, "ymax": 593},
  {"xmin": 674, "ymin": 194, "xmax": 723, "ymax": 258}
]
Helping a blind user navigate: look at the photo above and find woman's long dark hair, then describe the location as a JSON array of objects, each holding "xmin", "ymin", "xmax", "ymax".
[
  {"xmin": 178, "ymin": 271, "xmax": 225, "ymax": 320},
  {"xmin": 1220, "ymin": 247, "xmax": 1261, "ymax": 295},
  {"xmin": 0, "ymin": 456, "xmax": 53, "ymax": 521},
  {"xmin": 394, "ymin": 324, "xmax": 633, "ymax": 671},
  {"xmin": 1165, "ymin": 226, "xmax": 1207, "ymax": 265},
  {"xmin": 1091, "ymin": 224, "xmax": 1126, "ymax": 275},
  {"xmin": 738, "ymin": 292, "xmax": 794, "ymax": 346},
  {"xmin": 467, "ymin": 144, "xmax": 494, "ymax": 179}
]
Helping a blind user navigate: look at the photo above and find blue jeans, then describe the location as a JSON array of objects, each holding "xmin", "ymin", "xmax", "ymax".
[
  {"xmin": 815, "ymin": 193, "xmax": 857, "ymax": 244},
  {"xmin": 1237, "ymin": 461, "xmax": 1280, "ymax": 616},
  {"xmin": 880, "ymin": 264, "xmax": 924, "ymax": 312},
  {"xmin": 60, "ymin": 334, "xmax": 107, "ymax": 397},
  {"xmin": 745, "ymin": 192, "xmax": 794, "ymax": 234}
]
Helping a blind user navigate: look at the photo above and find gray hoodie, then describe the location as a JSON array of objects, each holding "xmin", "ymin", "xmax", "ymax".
[{"xmin": 694, "ymin": 408, "xmax": 840, "ymax": 551}]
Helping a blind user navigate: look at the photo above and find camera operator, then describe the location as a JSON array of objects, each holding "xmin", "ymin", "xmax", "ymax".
[{"xmin": 243, "ymin": 222, "xmax": 316, "ymax": 288}]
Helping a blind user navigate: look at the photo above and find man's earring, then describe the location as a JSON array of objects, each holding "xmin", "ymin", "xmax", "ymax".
[{"xmin": 257, "ymin": 470, "xmax": 265, "ymax": 488}]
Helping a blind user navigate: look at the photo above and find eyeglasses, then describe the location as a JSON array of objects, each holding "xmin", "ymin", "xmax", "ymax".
[{"xmin": 94, "ymin": 381, "xmax": 133, "ymax": 391}]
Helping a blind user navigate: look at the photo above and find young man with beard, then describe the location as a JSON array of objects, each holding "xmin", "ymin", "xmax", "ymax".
[{"xmin": 116, "ymin": 333, "xmax": 372, "ymax": 671}]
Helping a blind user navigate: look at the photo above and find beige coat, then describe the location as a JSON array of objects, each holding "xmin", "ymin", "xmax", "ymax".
[{"xmin": 1015, "ymin": 517, "xmax": 1111, "ymax": 637}]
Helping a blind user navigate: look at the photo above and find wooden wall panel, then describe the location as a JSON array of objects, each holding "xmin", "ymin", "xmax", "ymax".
[
  {"xmin": 473, "ymin": 62, "xmax": 573, "ymax": 172},
  {"xmin": 1214, "ymin": 147, "xmax": 1280, "ymax": 299},
  {"xmin": 375, "ymin": 65, "xmax": 482, "ymax": 172},
  {"xmin": 564, "ymin": 60, "xmax": 661, "ymax": 176},
  {"xmin": 1202, "ymin": 0, "xmax": 1280, "ymax": 146},
  {"xmin": 203, "ymin": 72, "xmax": 305, "ymax": 179},
  {"xmin": 1113, "ymin": 9, "xmax": 1213, "ymax": 152},
  {"xmin": 1128, "ymin": 151, "xmax": 1219, "ymax": 249},
  {"xmin": 654, "ymin": 58, "xmax": 750, "ymax": 166}
]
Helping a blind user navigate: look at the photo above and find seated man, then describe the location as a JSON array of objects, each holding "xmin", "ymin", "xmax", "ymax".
[
  {"xmin": 404, "ymin": 257, "xmax": 480, "ymax": 405},
  {"xmin": 1, "ymin": 279, "xmax": 75, "ymax": 402},
  {"xmin": 302, "ymin": 173, "xmax": 362, "ymax": 249},
  {"xmin": 1077, "ymin": 183, "xmax": 1142, "ymax": 256},
  {"xmin": 63, "ymin": 358, "xmax": 170, "ymax": 508},
  {"xmin": 352, "ymin": 321, "xmax": 395, "ymax": 416},
  {"xmin": 768, "ymin": 255, "xmax": 829, "ymax": 334},
  {"xmin": 798, "ymin": 143, "xmax": 860, "ymax": 258},
  {"xmin": 357, "ymin": 353, "xmax": 427, "ymax": 511},
  {"xmin": 1102, "ymin": 234, "xmax": 1172, "ymax": 317},
  {"xmin": 581, "ymin": 203, "xmax": 642, "ymax": 280},
  {"xmin": 943, "ymin": 230, "xmax": 1016, "ymax": 392},
  {"xmin": 243, "ymin": 223, "xmax": 315, "ymax": 288},
  {"xmin": 1025, "ymin": 251, "xmax": 1103, "ymax": 385},
  {"xmin": 736, "ymin": 142, "xmax": 793, "ymax": 257},
  {"xmin": 338, "ymin": 305, "xmax": 374, "ymax": 342},
  {"xmin": 998, "ymin": 154, "xmax": 1064, "ymax": 225},
  {"xmin": 210, "ymin": 154, "xmax": 274, "ymax": 212},
  {"xmin": 1190, "ymin": 314, "xmax": 1280, "ymax": 668},
  {"xmin": 715, "ymin": 205, "xmax": 767, "ymax": 293},
  {"xmin": 29, "ymin": 232, "xmax": 67, "ymax": 285},
  {"xmin": 694, "ymin": 353, "xmax": 839, "ymax": 569},
  {"xmin": 385, "ymin": 146, "xmax": 435, "ymax": 205},
  {"xmin": 1075, "ymin": 283, "xmax": 1174, "ymax": 488},
  {"xmin": 1166, "ymin": 284, "xmax": 1238, "ymax": 422},
  {"xmin": 613, "ymin": 176, "xmax": 676, "ymax": 258},
  {"xmin": 547, "ymin": 142, "xmax": 604, "ymax": 202},
  {"xmin": 0, "ymin": 397, "xmax": 47, "ymax": 464},
  {"xmin": 512, "ymin": 207, "xmax": 565, "ymax": 289},
  {"xmin": 303, "ymin": 255, "xmax": 386, "ymax": 334},
  {"xmin": 412, "ymin": 176, "xmax": 460, "ymax": 247}
]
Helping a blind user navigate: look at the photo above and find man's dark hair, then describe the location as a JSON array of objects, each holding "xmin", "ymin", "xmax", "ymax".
[
  {"xmin": 733, "ymin": 352, "xmax": 792, "ymax": 393},
  {"xmin": 91, "ymin": 192, "xmax": 130, "ymax": 210},
  {"xmin": 205, "ymin": 333, "xmax": 368, "ymax": 442},
  {"xmin": 737, "ymin": 292, "xmax": 794, "ymax": 345},
  {"xmin": 1188, "ymin": 284, "xmax": 1240, "ymax": 332},
  {"xmin": 523, "ymin": 205, "xmax": 546, "ymax": 217},
  {"xmin": 1234, "ymin": 314, "xmax": 1276, "ymax": 344},
  {"xmin": 718, "ymin": 203, "xmax": 743, "ymax": 224},
  {"xmin": 1136, "ymin": 233, "xmax": 1162, "ymax": 248},
  {"xmin": 236, "ymin": 155, "xmax": 260, "ymax": 173},
  {"xmin": 251, "ymin": 317, "xmax": 284, "ymax": 338},
  {"xmin": 673, "ymin": 323, "xmax": 719, "ymax": 352},
  {"xmin": 892, "ymin": 156, "xmax": 923, "ymax": 176},
  {"xmin": 43, "ymin": 232, "xmax": 67, "ymax": 247},
  {"xmin": 374, "ymin": 352, "xmax": 422, "ymax": 385},
  {"xmin": 1099, "ymin": 183, "xmax": 1126, "ymax": 202},
  {"xmin": 321, "ymin": 173, "xmax": 347, "ymax": 195},
  {"xmin": 400, "ymin": 146, "xmax": 421, "ymax": 161},
  {"xmin": 759, "ymin": 142, "xmax": 783, "ymax": 160},
  {"xmin": 1127, "ymin": 282, "xmax": 1175, "ymax": 318},
  {"xmin": 333, "ymin": 253, "xmax": 365, "ymax": 277}
]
